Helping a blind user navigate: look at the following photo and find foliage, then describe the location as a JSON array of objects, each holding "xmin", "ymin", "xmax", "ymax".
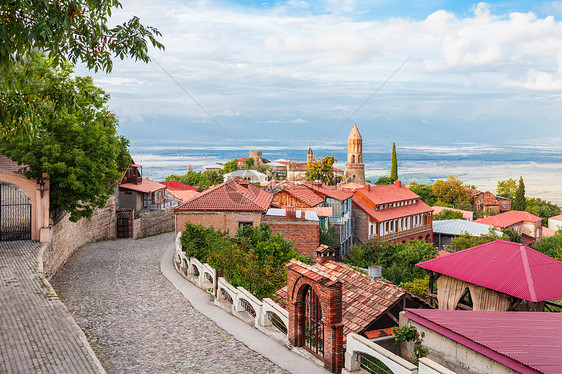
[
  {"xmin": 496, "ymin": 178, "xmax": 517, "ymax": 200},
  {"xmin": 244, "ymin": 158, "xmax": 255, "ymax": 169},
  {"xmin": 375, "ymin": 176, "xmax": 393, "ymax": 185},
  {"xmin": 401, "ymin": 276, "xmax": 429, "ymax": 298},
  {"xmin": 0, "ymin": 54, "xmax": 130, "ymax": 221},
  {"xmin": 345, "ymin": 239, "xmax": 437, "ymax": 286},
  {"xmin": 450, "ymin": 228, "xmax": 504, "ymax": 251},
  {"xmin": 166, "ymin": 169, "xmax": 223, "ymax": 191},
  {"xmin": 408, "ymin": 182, "xmax": 436, "ymax": 206},
  {"xmin": 525, "ymin": 197, "xmax": 561, "ymax": 226},
  {"xmin": 390, "ymin": 142, "xmax": 398, "ymax": 182},
  {"xmin": 306, "ymin": 155, "xmax": 337, "ymax": 185},
  {"xmin": 392, "ymin": 325, "xmax": 428, "ymax": 364},
  {"xmin": 513, "ymin": 177, "xmax": 526, "ymax": 211},
  {"xmin": 181, "ymin": 222, "xmax": 304, "ymax": 299},
  {"xmin": 319, "ymin": 225, "xmax": 340, "ymax": 250},
  {"xmin": 433, "ymin": 199, "xmax": 453, "ymax": 208},
  {"xmin": 256, "ymin": 163, "xmax": 270, "ymax": 174},
  {"xmin": 532, "ymin": 234, "xmax": 562, "ymax": 261},
  {"xmin": 501, "ymin": 228, "xmax": 522, "ymax": 243},
  {"xmin": 223, "ymin": 159, "xmax": 238, "ymax": 173},
  {"xmin": 456, "ymin": 200, "xmax": 474, "ymax": 211},
  {"xmin": 433, "ymin": 209, "xmax": 464, "ymax": 220},
  {"xmin": 1, "ymin": 1, "xmax": 164, "ymax": 136},
  {"xmin": 432, "ymin": 176, "xmax": 472, "ymax": 207}
]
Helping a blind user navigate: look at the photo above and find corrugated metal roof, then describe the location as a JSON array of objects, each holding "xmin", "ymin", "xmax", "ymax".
[
  {"xmin": 405, "ymin": 309, "xmax": 562, "ymax": 374},
  {"xmin": 475, "ymin": 210, "xmax": 542, "ymax": 227},
  {"xmin": 416, "ymin": 240, "xmax": 562, "ymax": 302},
  {"xmin": 432, "ymin": 219, "xmax": 501, "ymax": 236}
]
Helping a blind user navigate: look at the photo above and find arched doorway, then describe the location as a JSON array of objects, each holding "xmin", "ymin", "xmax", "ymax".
[
  {"xmin": 303, "ymin": 285, "xmax": 324, "ymax": 357},
  {"xmin": 0, "ymin": 182, "xmax": 31, "ymax": 241}
]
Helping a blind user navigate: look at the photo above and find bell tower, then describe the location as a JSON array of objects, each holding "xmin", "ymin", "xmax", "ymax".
[
  {"xmin": 307, "ymin": 147, "xmax": 314, "ymax": 165},
  {"xmin": 344, "ymin": 123, "xmax": 365, "ymax": 184}
]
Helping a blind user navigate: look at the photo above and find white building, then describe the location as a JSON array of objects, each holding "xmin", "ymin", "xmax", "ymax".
[
  {"xmin": 223, "ymin": 169, "xmax": 268, "ymax": 184},
  {"xmin": 548, "ymin": 214, "xmax": 562, "ymax": 231}
]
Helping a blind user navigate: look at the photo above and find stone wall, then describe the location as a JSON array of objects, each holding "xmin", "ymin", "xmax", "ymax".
[
  {"xmin": 44, "ymin": 190, "xmax": 117, "ymax": 277},
  {"xmin": 175, "ymin": 211, "xmax": 263, "ymax": 236},
  {"xmin": 133, "ymin": 207, "xmax": 174, "ymax": 239}
]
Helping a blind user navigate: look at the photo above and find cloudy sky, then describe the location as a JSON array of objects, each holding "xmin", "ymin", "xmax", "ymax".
[{"xmin": 79, "ymin": 0, "xmax": 562, "ymax": 149}]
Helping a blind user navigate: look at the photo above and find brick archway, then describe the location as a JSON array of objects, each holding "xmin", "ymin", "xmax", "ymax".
[{"xmin": 287, "ymin": 261, "xmax": 344, "ymax": 373}]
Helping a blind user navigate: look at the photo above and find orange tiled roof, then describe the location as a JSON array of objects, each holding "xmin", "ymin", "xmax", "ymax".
[
  {"xmin": 464, "ymin": 187, "xmax": 482, "ymax": 196},
  {"xmin": 364, "ymin": 327, "xmax": 394, "ymax": 339},
  {"xmin": 355, "ymin": 182, "xmax": 421, "ymax": 205},
  {"xmin": 119, "ymin": 179, "xmax": 167, "ymax": 194},
  {"xmin": 283, "ymin": 259, "xmax": 409, "ymax": 336},
  {"xmin": 475, "ymin": 210, "xmax": 542, "ymax": 227},
  {"xmin": 305, "ymin": 182, "xmax": 353, "ymax": 202},
  {"xmin": 542, "ymin": 227, "xmax": 557, "ymax": 238},
  {"xmin": 278, "ymin": 184, "xmax": 324, "ymax": 207},
  {"xmin": 174, "ymin": 177, "xmax": 273, "ymax": 212},
  {"xmin": 168, "ymin": 189, "xmax": 199, "ymax": 202}
]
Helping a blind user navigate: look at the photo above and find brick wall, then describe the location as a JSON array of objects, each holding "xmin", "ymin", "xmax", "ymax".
[
  {"xmin": 44, "ymin": 190, "xmax": 117, "ymax": 277},
  {"xmin": 263, "ymin": 213, "xmax": 320, "ymax": 259},
  {"xmin": 133, "ymin": 207, "xmax": 174, "ymax": 239},
  {"xmin": 175, "ymin": 211, "xmax": 263, "ymax": 236},
  {"xmin": 351, "ymin": 205, "xmax": 369, "ymax": 245},
  {"xmin": 287, "ymin": 264, "xmax": 344, "ymax": 373}
]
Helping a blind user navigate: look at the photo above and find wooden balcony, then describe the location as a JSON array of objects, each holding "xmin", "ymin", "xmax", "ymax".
[{"xmin": 376, "ymin": 224, "xmax": 432, "ymax": 242}]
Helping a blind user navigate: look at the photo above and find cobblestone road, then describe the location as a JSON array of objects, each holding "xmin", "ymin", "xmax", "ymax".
[{"xmin": 51, "ymin": 233, "xmax": 287, "ymax": 374}]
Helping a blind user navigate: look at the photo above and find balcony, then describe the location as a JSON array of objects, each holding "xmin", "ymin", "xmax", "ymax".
[{"xmin": 376, "ymin": 224, "xmax": 432, "ymax": 242}]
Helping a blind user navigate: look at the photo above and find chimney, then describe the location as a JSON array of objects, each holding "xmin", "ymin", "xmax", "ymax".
[
  {"xmin": 364, "ymin": 183, "xmax": 370, "ymax": 192},
  {"xmin": 315, "ymin": 244, "xmax": 336, "ymax": 265},
  {"xmin": 368, "ymin": 265, "xmax": 382, "ymax": 281},
  {"xmin": 395, "ymin": 180, "xmax": 402, "ymax": 188}
]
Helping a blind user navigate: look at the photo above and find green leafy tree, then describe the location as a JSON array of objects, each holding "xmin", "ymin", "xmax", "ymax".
[
  {"xmin": 223, "ymin": 159, "xmax": 239, "ymax": 173},
  {"xmin": 0, "ymin": 54, "xmax": 130, "ymax": 221},
  {"xmin": 450, "ymin": 228, "xmax": 504, "ymax": 251},
  {"xmin": 513, "ymin": 176, "xmax": 526, "ymax": 211},
  {"xmin": 1, "ymin": 1, "xmax": 164, "ymax": 136},
  {"xmin": 390, "ymin": 142, "xmax": 398, "ymax": 182},
  {"xmin": 375, "ymin": 176, "xmax": 393, "ymax": 185},
  {"xmin": 532, "ymin": 234, "xmax": 562, "ymax": 261},
  {"xmin": 408, "ymin": 182, "xmax": 436, "ymax": 206},
  {"xmin": 244, "ymin": 158, "xmax": 255, "ymax": 169},
  {"xmin": 432, "ymin": 176, "xmax": 472, "ymax": 207},
  {"xmin": 433, "ymin": 209, "xmax": 464, "ymax": 220},
  {"xmin": 456, "ymin": 200, "xmax": 474, "ymax": 212},
  {"xmin": 496, "ymin": 178, "xmax": 517, "ymax": 200},
  {"xmin": 501, "ymin": 228, "xmax": 522, "ymax": 243},
  {"xmin": 319, "ymin": 225, "xmax": 340, "ymax": 250},
  {"xmin": 525, "ymin": 198, "xmax": 561, "ymax": 225},
  {"xmin": 306, "ymin": 155, "xmax": 336, "ymax": 185}
]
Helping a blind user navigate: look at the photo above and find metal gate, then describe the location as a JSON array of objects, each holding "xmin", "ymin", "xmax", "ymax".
[
  {"xmin": 116, "ymin": 208, "xmax": 133, "ymax": 238},
  {"xmin": 0, "ymin": 183, "xmax": 31, "ymax": 241},
  {"xmin": 304, "ymin": 286, "xmax": 324, "ymax": 357}
]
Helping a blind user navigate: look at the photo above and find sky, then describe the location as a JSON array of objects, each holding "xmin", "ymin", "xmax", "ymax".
[{"xmin": 78, "ymin": 0, "xmax": 562, "ymax": 150}]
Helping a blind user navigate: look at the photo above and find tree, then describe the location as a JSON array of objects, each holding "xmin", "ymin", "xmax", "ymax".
[
  {"xmin": 432, "ymin": 176, "xmax": 472, "ymax": 207},
  {"xmin": 375, "ymin": 176, "xmax": 393, "ymax": 185},
  {"xmin": 0, "ymin": 54, "xmax": 130, "ymax": 221},
  {"xmin": 513, "ymin": 176, "xmax": 526, "ymax": 211},
  {"xmin": 244, "ymin": 158, "xmax": 255, "ymax": 169},
  {"xmin": 525, "ymin": 197, "xmax": 561, "ymax": 225},
  {"xmin": 496, "ymin": 178, "xmax": 517, "ymax": 200},
  {"xmin": 306, "ymin": 155, "xmax": 336, "ymax": 185},
  {"xmin": 532, "ymin": 234, "xmax": 562, "ymax": 261},
  {"xmin": 222, "ymin": 158, "xmax": 238, "ymax": 173},
  {"xmin": 433, "ymin": 209, "xmax": 464, "ymax": 220},
  {"xmin": 408, "ymin": 182, "xmax": 436, "ymax": 206},
  {"xmin": 1, "ymin": 1, "xmax": 164, "ymax": 136},
  {"xmin": 450, "ymin": 228, "xmax": 504, "ymax": 251},
  {"xmin": 390, "ymin": 142, "xmax": 398, "ymax": 182}
]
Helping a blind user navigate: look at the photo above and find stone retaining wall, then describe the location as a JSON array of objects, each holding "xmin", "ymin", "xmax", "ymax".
[{"xmin": 133, "ymin": 207, "xmax": 174, "ymax": 239}]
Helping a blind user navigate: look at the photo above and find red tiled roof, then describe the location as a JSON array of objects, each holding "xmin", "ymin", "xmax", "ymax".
[
  {"xmin": 0, "ymin": 155, "xmax": 25, "ymax": 173},
  {"xmin": 417, "ymin": 239, "xmax": 562, "ymax": 302},
  {"xmin": 475, "ymin": 210, "xmax": 542, "ymax": 227},
  {"xmin": 355, "ymin": 182, "xmax": 421, "ymax": 205},
  {"xmin": 119, "ymin": 179, "xmax": 167, "ymax": 194},
  {"xmin": 285, "ymin": 259, "xmax": 409, "ymax": 336},
  {"xmin": 160, "ymin": 181, "xmax": 197, "ymax": 191},
  {"xmin": 364, "ymin": 328, "xmax": 394, "ymax": 339},
  {"xmin": 549, "ymin": 214, "xmax": 562, "ymax": 221},
  {"xmin": 168, "ymin": 189, "xmax": 199, "ymax": 202},
  {"xmin": 352, "ymin": 195, "xmax": 432, "ymax": 222},
  {"xmin": 174, "ymin": 177, "xmax": 273, "ymax": 212},
  {"xmin": 463, "ymin": 187, "xmax": 481, "ymax": 196},
  {"xmin": 279, "ymin": 184, "xmax": 324, "ymax": 207},
  {"xmin": 405, "ymin": 309, "xmax": 562, "ymax": 374},
  {"xmin": 305, "ymin": 182, "xmax": 353, "ymax": 202},
  {"xmin": 541, "ymin": 227, "xmax": 556, "ymax": 238}
]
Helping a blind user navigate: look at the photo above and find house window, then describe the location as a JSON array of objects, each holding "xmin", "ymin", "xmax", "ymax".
[
  {"xmin": 125, "ymin": 191, "xmax": 132, "ymax": 195},
  {"xmin": 502, "ymin": 202, "xmax": 507, "ymax": 208},
  {"xmin": 239, "ymin": 221, "xmax": 253, "ymax": 229}
]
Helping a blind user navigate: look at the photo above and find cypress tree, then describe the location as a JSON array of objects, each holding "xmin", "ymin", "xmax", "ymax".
[
  {"xmin": 390, "ymin": 142, "xmax": 398, "ymax": 182},
  {"xmin": 513, "ymin": 176, "xmax": 526, "ymax": 211}
]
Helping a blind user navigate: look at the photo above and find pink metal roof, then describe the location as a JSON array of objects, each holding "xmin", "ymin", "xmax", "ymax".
[
  {"xmin": 475, "ymin": 210, "xmax": 542, "ymax": 227},
  {"xmin": 417, "ymin": 239, "xmax": 562, "ymax": 302},
  {"xmin": 160, "ymin": 181, "xmax": 197, "ymax": 191},
  {"xmin": 405, "ymin": 309, "xmax": 562, "ymax": 374}
]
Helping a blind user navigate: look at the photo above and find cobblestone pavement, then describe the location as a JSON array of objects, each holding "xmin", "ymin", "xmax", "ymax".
[
  {"xmin": 51, "ymin": 233, "xmax": 287, "ymax": 374},
  {"xmin": 0, "ymin": 240, "xmax": 104, "ymax": 374}
]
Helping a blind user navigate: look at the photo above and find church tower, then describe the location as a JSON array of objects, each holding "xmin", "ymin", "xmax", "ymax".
[
  {"xmin": 344, "ymin": 123, "xmax": 365, "ymax": 184},
  {"xmin": 307, "ymin": 147, "xmax": 314, "ymax": 165}
]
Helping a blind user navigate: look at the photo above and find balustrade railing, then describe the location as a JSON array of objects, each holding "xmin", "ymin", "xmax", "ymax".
[{"xmin": 376, "ymin": 224, "xmax": 432, "ymax": 241}]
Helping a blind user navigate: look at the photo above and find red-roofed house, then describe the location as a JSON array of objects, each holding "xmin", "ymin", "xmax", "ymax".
[
  {"xmin": 417, "ymin": 239, "xmax": 562, "ymax": 311},
  {"xmin": 118, "ymin": 163, "xmax": 169, "ymax": 214},
  {"xmin": 475, "ymin": 210, "xmax": 543, "ymax": 245},
  {"xmin": 281, "ymin": 247, "xmax": 430, "ymax": 373},
  {"xmin": 464, "ymin": 187, "xmax": 511, "ymax": 213},
  {"xmin": 174, "ymin": 177, "xmax": 273, "ymax": 236},
  {"xmin": 403, "ymin": 309, "xmax": 562, "ymax": 374},
  {"xmin": 352, "ymin": 181, "xmax": 433, "ymax": 244}
]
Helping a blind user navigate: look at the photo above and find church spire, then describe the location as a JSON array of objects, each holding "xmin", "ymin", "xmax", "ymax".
[{"xmin": 344, "ymin": 123, "xmax": 365, "ymax": 184}]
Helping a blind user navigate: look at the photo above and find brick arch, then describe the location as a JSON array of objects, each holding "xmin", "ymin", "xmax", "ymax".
[
  {"xmin": 0, "ymin": 169, "xmax": 50, "ymax": 242},
  {"xmin": 290, "ymin": 275, "xmax": 330, "ymax": 315}
]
